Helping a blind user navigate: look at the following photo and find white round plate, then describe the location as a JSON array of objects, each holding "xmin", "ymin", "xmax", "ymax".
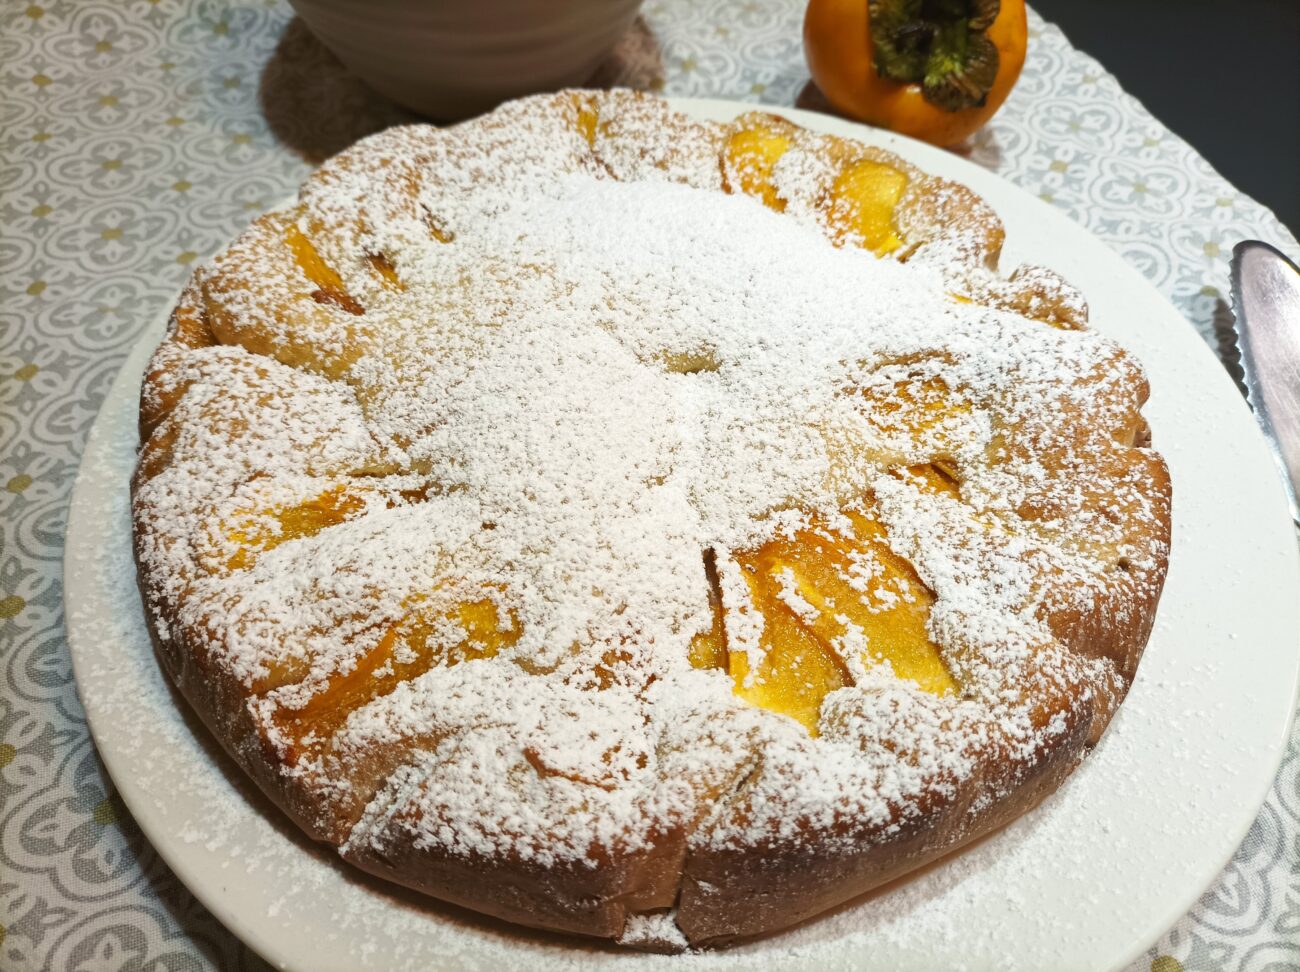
[{"xmin": 65, "ymin": 98, "xmax": 1300, "ymax": 972}]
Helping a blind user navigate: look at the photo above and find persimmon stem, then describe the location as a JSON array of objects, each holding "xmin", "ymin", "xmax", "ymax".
[{"xmin": 869, "ymin": 0, "xmax": 1001, "ymax": 111}]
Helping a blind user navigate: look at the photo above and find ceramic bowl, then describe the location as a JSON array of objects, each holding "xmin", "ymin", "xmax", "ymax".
[{"xmin": 285, "ymin": 0, "xmax": 643, "ymax": 120}]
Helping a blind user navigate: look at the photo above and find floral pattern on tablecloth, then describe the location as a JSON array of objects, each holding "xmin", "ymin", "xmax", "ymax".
[{"xmin": 1, "ymin": 2, "xmax": 1297, "ymax": 970}]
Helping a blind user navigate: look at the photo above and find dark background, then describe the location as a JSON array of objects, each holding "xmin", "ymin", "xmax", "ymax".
[{"xmin": 1032, "ymin": 0, "xmax": 1300, "ymax": 234}]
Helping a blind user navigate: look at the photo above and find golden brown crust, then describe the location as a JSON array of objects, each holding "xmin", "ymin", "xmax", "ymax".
[
  {"xmin": 676, "ymin": 697, "xmax": 1091, "ymax": 945},
  {"xmin": 130, "ymin": 89, "xmax": 1171, "ymax": 950}
]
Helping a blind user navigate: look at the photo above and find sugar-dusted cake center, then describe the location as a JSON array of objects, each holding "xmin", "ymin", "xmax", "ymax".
[{"xmin": 227, "ymin": 172, "xmax": 989, "ymax": 734}]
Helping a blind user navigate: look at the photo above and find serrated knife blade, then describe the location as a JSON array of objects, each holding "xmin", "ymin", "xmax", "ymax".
[{"xmin": 1230, "ymin": 240, "xmax": 1300, "ymax": 525}]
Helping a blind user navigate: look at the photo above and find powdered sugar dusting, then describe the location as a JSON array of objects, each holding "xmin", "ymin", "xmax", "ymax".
[{"xmin": 129, "ymin": 90, "xmax": 1170, "ymax": 948}]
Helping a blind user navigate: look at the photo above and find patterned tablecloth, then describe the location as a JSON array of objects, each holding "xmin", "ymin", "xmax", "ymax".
[{"xmin": 2, "ymin": 2, "xmax": 1298, "ymax": 969}]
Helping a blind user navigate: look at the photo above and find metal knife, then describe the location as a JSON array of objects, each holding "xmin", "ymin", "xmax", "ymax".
[{"xmin": 1230, "ymin": 240, "xmax": 1300, "ymax": 525}]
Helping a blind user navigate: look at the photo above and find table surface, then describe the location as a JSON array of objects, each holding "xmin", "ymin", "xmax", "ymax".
[
  {"xmin": 1, "ymin": 2, "xmax": 1298, "ymax": 971},
  {"xmin": 1029, "ymin": 0, "xmax": 1300, "ymax": 234}
]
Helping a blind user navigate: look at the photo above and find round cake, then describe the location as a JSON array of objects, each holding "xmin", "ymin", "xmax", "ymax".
[{"xmin": 131, "ymin": 90, "xmax": 1171, "ymax": 951}]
